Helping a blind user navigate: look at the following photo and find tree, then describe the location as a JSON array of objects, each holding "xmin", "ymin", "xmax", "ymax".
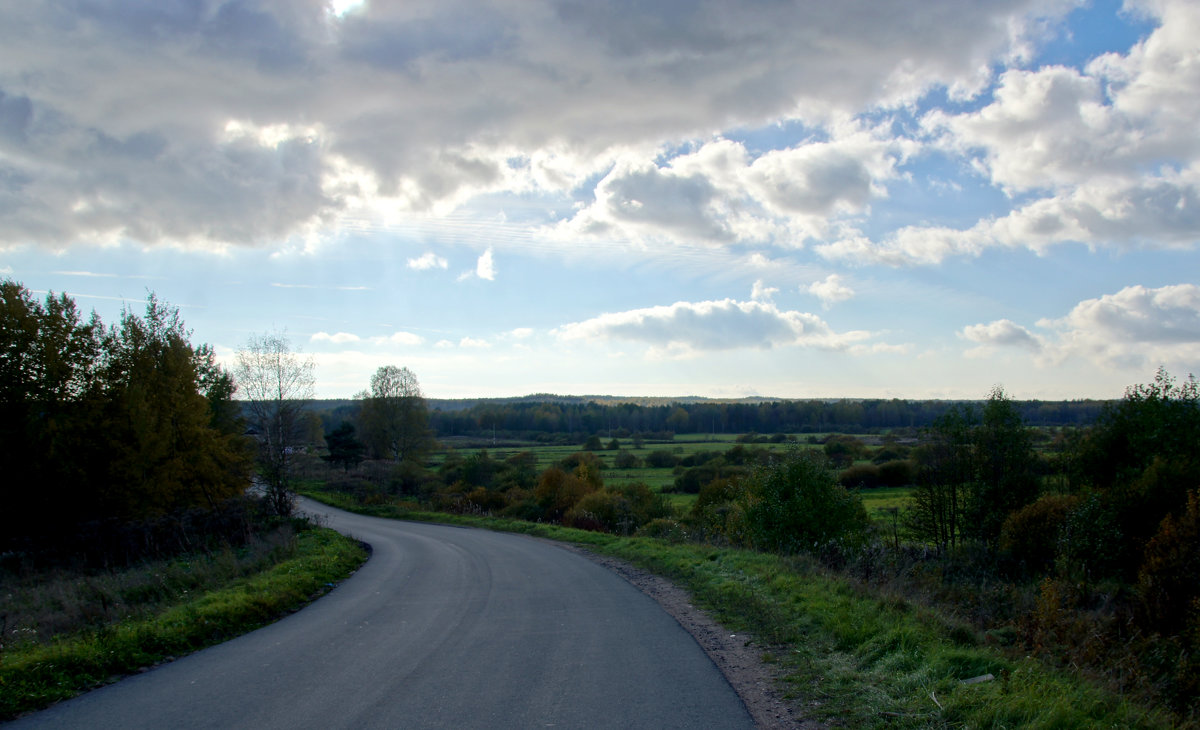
[
  {"xmin": 967, "ymin": 386, "xmax": 1040, "ymax": 546},
  {"xmin": 358, "ymin": 365, "xmax": 431, "ymax": 464},
  {"xmin": 323, "ymin": 422, "xmax": 364, "ymax": 471},
  {"xmin": 98, "ymin": 295, "xmax": 252, "ymax": 518},
  {"xmin": 740, "ymin": 447, "xmax": 868, "ymax": 554},
  {"xmin": 0, "ymin": 281, "xmax": 103, "ymax": 541},
  {"xmin": 905, "ymin": 405, "xmax": 974, "ymax": 554},
  {"xmin": 235, "ymin": 331, "xmax": 315, "ymax": 515},
  {"xmin": 1, "ymin": 283, "xmax": 251, "ymax": 547}
]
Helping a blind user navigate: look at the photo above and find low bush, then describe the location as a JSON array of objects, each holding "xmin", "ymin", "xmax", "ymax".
[{"xmin": 741, "ymin": 447, "xmax": 869, "ymax": 554}]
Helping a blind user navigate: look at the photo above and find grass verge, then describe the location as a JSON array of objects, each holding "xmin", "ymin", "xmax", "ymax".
[
  {"xmin": 301, "ymin": 487, "xmax": 1177, "ymax": 729},
  {"xmin": 0, "ymin": 527, "xmax": 367, "ymax": 721}
]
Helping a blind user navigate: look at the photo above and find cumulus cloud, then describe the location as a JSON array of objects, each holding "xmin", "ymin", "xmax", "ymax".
[
  {"xmin": 407, "ymin": 252, "xmax": 448, "ymax": 270},
  {"xmin": 1040, "ymin": 283, "xmax": 1200, "ymax": 369},
  {"xmin": 818, "ymin": 1, "xmax": 1200, "ymax": 265},
  {"xmin": 373, "ymin": 331, "xmax": 424, "ymax": 346},
  {"xmin": 960, "ymin": 319, "xmax": 1044, "ymax": 358},
  {"xmin": 808, "ymin": 274, "xmax": 854, "ymax": 308},
  {"xmin": 751, "ymin": 280, "xmax": 778, "ymax": 302},
  {"xmin": 556, "ymin": 298, "xmax": 871, "ymax": 358},
  {"xmin": 0, "ymin": 0, "xmax": 1063, "ymax": 250},
  {"xmin": 311, "ymin": 331, "xmax": 361, "ymax": 344},
  {"xmin": 958, "ymin": 284, "xmax": 1200, "ymax": 370},
  {"xmin": 553, "ymin": 130, "xmax": 911, "ymax": 248}
]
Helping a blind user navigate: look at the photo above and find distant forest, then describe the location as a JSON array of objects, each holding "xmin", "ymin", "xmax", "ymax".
[{"xmin": 311, "ymin": 395, "xmax": 1112, "ymax": 440}]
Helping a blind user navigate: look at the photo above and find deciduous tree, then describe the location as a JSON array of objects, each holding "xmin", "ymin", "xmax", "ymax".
[
  {"xmin": 358, "ymin": 365, "xmax": 431, "ymax": 464},
  {"xmin": 235, "ymin": 331, "xmax": 315, "ymax": 515}
]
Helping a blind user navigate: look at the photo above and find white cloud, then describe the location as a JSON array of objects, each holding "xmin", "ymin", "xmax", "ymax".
[
  {"xmin": 475, "ymin": 248, "xmax": 496, "ymax": 281},
  {"xmin": 553, "ymin": 129, "xmax": 911, "ymax": 248},
  {"xmin": 1039, "ymin": 283, "xmax": 1200, "ymax": 369},
  {"xmin": 957, "ymin": 284, "xmax": 1200, "ymax": 371},
  {"xmin": 458, "ymin": 337, "xmax": 491, "ymax": 348},
  {"xmin": 508, "ymin": 327, "xmax": 533, "ymax": 339},
  {"xmin": 311, "ymin": 331, "xmax": 361, "ymax": 344},
  {"xmin": 556, "ymin": 298, "xmax": 870, "ymax": 358},
  {"xmin": 960, "ymin": 319, "xmax": 1044, "ymax": 358},
  {"xmin": 816, "ymin": 2, "xmax": 1200, "ymax": 266},
  {"xmin": 373, "ymin": 331, "xmax": 424, "ymax": 346},
  {"xmin": 808, "ymin": 274, "xmax": 854, "ymax": 308},
  {"xmin": 407, "ymin": 252, "xmax": 448, "ymax": 270},
  {"xmin": 50, "ymin": 270, "xmax": 117, "ymax": 278},
  {"xmin": 751, "ymin": 280, "xmax": 778, "ymax": 302}
]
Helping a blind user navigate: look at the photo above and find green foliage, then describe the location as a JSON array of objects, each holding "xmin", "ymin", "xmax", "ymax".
[
  {"xmin": 823, "ymin": 434, "xmax": 867, "ymax": 467},
  {"xmin": 322, "ymin": 422, "xmax": 365, "ymax": 471},
  {"xmin": 1063, "ymin": 369, "xmax": 1200, "ymax": 581},
  {"xmin": 1077, "ymin": 367, "xmax": 1199, "ymax": 493},
  {"xmin": 0, "ymin": 282, "xmax": 251, "ymax": 546},
  {"xmin": 905, "ymin": 406, "xmax": 974, "ymax": 554},
  {"xmin": 613, "ymin": 449, "xmax": 641, "ymax": 468},
  {"xmin": 740, "ymin": 447, "xmax": 868, "ymax": 553},
  {"xmin": 1000, "ymin": 494, "xmax": 1081, "ymax": 574},
  {"xmin": 838, "ymin": 463, "xmax": 881, "ymax": 488},
  {"xmin": 564, "ymin": 482, "xmax": 669, "ymax": 534},
  {"xmin": 967, "ymin": 387, "xmax": 1040, "ymax": 545},
  {"xmin": 645, "ymin": 448, "xmax": 679, "ymax": 468},
  {"xmin": 357, "ymin": 365, "xmax": 432, "ymax": 464},
  {"xmin": 904, "ymin": 388, "xmax": 1039, "ymax": 552},
  {"xmin": 1138, "ymin": 490, "xmax": 1200, "ymax": 634},
  {"xmin": 533, "ymin": 466, "xmax": 596, "ymax": 521}
]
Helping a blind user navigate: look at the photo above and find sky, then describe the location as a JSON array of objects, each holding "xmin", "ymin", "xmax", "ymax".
[{"xmin": 2, "ymin": 0, "xmax": 1199, "ymax": 400}]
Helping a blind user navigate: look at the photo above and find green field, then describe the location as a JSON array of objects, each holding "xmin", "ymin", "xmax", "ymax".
[{"xmin": 434, "ymin": 435, "xmax": 902, "ymax": 519}]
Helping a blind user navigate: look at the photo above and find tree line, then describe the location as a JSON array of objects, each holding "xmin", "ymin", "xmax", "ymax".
[
  {"xmin": 0, "ymin": 281, "xmax": 252, "ymax": 560},
  {"xmin": 419, "ymin": 395, "xmax": 1109, "ymax": 441}
]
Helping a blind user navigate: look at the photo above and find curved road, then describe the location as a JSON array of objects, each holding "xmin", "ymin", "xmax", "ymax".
[{"xmin": 11, "ymin": 498, "xmax": 754, "ymax": 729}]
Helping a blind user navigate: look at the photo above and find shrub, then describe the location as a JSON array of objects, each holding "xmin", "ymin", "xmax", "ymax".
[
  {"xmin": 645, "ymin": 449, "xmax": 678, "ymax": 468},
  {"xmin": 1138, "ymin": 490, "xmax": 1200, "ymax": 633},
  {"xmin": 533, "ymin": 466, "xmax": 595, "ymax": 521},
  {"xmin": 838, "ymin": 463, "xmax": 881, "ymax": 489},
  {"xmin": 876, "ymin": 459, "xmax": 915, "ymax": 487},
  {"xmin": 740, "ymin": 447, "xmax": 868, "ymax": 554},
  {"xmin": 1000, "ymin": 494, "xmax": 1081, "ymax": 574},
  {"xmin": 1056, "ymin": 493, "xmax": 1126, "ymax": 582},
  {"xmin": 563, "ymin": 483, "xmax": 667, "ymax": 534},
  {"xmin": 613, "ymin": 450, "xmax": 641, "ymax": 469}
]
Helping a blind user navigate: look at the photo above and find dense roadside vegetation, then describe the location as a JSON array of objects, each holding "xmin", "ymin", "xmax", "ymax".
[
  {"xmin": 0, "ymin": 281, "xmax": 365, "ymax": 719},
  {"xmin": 302, "ymin": 369, "xmax": 1200, "ymax": 727}
]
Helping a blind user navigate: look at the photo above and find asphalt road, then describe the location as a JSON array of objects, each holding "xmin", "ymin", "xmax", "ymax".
[{"xmin": 10, "ymin": 498, "xmax": 755, "ymax": 729}]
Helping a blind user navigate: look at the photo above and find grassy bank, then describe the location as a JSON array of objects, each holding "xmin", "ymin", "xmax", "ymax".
[
  {"xmin": 301, "ymin": 488, "xmax": 1174, "ymax": 729},
  {"xmin": 0, "ymin": 526, "xmax": 367, "ymax": 721}
]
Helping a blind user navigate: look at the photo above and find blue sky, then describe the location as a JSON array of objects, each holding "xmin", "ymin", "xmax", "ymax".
[{"xmin": 3, "ymin": 0, "xmax": 1199, "ymax": 399}]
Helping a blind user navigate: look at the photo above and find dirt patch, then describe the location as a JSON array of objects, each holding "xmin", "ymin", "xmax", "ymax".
[{"xmin": 558, "ymin": 544, "xmax": 824, "ymax": 729}]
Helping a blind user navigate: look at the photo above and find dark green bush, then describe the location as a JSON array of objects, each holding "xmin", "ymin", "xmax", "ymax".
[
  {"xmin": 741, "ymin": 447, "xmax": 868, "ymax": 554},
  {"xmin": 1000, "ymin": 494, "xmax": 1080, "ymax": 574},
  {"xmin": 645, "ymin": 449, "xmax": 678, "ymax": 468},
  {"xmin": 838, "ymin": 463, "xmax": 881, "ymax": 489}
]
